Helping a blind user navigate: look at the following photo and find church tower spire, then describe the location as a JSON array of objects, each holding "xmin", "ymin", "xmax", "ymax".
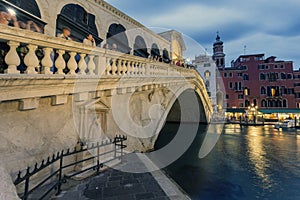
[{"xmin": 213, "ymin": 32, "xmax": 226, "ymax": 68}]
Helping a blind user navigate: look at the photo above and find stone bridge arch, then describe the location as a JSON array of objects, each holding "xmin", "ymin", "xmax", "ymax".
[{"xmin": 106, "ymin": 78, "xmax": 212, "ymax": 152}]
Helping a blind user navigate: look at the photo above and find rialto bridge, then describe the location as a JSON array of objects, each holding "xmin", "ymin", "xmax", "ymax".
[{"xmin": 0, "ymin": 0, "xmax": 213, "ymax": 184}]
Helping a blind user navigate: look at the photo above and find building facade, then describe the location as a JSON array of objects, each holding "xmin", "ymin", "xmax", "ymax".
[
  {"xmin": 221, "ymin": 54, "xmax": 298, "ymax": 110},
  {"xmin": 200, "ymin": 33, "xmax": 300, "ymax": 120},
  {"xmin": 192, "ymin": 55, "xmax": 217, "ymax": 108}
]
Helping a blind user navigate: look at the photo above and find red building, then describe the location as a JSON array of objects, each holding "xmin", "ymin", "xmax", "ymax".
[
  {"xmin": 212, "ymin": 35, "xmax": 300, "ymax": 121},
  {"xmin": 221, "ymin": 54, "xmax": 297, "ymax": 109}
]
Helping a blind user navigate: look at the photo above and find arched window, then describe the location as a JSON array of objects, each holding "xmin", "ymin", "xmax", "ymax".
[
  {"xmin": 1, "ymin": 0, "xmax": 45, "ymax": 32},
  {"xmin": 133, "ymin": 36, "xmax": 148, "ymax": 58},
  {"xmin": 253, "ymin": 99, "xmax": 257, "ymax": 106},
  {"xmin": 106, "ymin": 23, "xmax": 130, "ymax": 54},
  {"xmin": 220, "ymin": 58, "xmax": 224, "ymax": 66},
  {"xmin": 57, "ymin": 4, "xmax": 101, "ymax": 44},
  {"xmin": 261, "ymin": 86, "xmax": 266, "ymax": 95},
  {"xmin": 260, "ymin": 73, "xmax": 266, "ymax": 80},
  {"xmin": 278, "ymin": 100, "xmax": 282, "ymax": 108},
  {"xmin": 281, "ymin": 73, "xmax": 286, "ymax": 79},
  {"xmin": 204, "ymin": 70, "xmax": 211, "ymax": 80},
  {"xmin": 151, "ymin": 43, "xmax": 160, "ymax": 57},
  {"xmin": 261, "ymin": 100, "xmax": 267, "ymax": 108},
  {"xmin": 283, "ymin": 99, "xmax": 287, "ymax": 108},
  {"xmin": 6, "ymin": 0, "xmax": 41, "ymax": 18},
  {"xmin": 268, "ymin": 100, "xmax": 272, "ymax": 107}
]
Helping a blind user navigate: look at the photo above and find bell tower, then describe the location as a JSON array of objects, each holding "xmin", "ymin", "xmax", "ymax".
[{"xmin": 213, "ymin": 32, "xmax": 226, "ymax": 68}]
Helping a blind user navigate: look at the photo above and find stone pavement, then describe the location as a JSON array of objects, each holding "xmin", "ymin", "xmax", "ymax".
[{"xmin": 52, "ymin": 153, "xmax": 190, "ymax": 200}]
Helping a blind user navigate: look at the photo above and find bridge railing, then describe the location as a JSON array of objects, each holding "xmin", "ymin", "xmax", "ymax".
[
  {"xmin": 0, "ymin": 25, "xmax": 194, "ymax": 77},
  {"xmin": 14, "ymin": 135, "xmax": 127, "ymax": 200}
]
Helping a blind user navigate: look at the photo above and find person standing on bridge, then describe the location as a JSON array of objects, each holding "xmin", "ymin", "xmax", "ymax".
[
  {"xmin": 58, "ymin": 27, "xmax": 72, "ymax": 40},
  {"xmin": 83, "ymin": 34, "xmax": 96, "ymax": 47}
]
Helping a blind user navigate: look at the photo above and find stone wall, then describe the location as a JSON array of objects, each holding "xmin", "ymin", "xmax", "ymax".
[{"xmin": 0, "ymin": 96, "xmax": 78, "ymax": 174}]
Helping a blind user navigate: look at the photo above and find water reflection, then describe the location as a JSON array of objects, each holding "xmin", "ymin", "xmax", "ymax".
[
  {"xmin": 246, "ymin": 127, "xmax": 272, "ymax": 190},
  {"xmin": 159, "ymin": 124, "xmax": 300, "ymax": 200},
  {"xmin": 199, "ymin": 123, "xmax": 223, "ymax": 159}
]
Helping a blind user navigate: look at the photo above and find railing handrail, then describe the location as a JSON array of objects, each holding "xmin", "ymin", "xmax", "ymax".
[
  {"xmin": 0, "ymin": 24, "xmax": 194, "ymax": 75},
  {"xmin": 14, "ymin": 135, "xmax": 127, "ymax": 200}
]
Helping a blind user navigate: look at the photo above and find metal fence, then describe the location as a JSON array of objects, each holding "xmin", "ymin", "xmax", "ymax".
[{"xmin": 14, "ymin": 135, "xmax": 127, "ymax": 200}]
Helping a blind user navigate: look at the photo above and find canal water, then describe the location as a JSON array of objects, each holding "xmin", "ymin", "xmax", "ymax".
[{"xmin": 155, "ymin": 123, "xmax": 300, "ymax": 200}]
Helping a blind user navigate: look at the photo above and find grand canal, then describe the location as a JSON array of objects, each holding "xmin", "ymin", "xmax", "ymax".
[{"xmin": 156, "ymin": 124, "xmax": 300, "ymax": 200}]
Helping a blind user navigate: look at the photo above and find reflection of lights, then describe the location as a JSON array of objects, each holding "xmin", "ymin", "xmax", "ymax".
[
  {"xmin": 7, "ymin": 8, "xmax": 16, "ymax": 16},
  {"xmin": 247, "ymin": 132, "xmax": 272, "ymax": 188}
]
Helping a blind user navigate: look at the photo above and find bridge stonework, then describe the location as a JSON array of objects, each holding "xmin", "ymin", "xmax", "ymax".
[{"xmin": 0, "ymin": 0, "xmax": 213, "ymax": 196}]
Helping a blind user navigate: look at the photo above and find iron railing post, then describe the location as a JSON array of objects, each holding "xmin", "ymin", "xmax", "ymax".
[
  {"xmin": 56, "ymin": 151, "xmax": 64, "ymax": 196},
  {"xmin": 120, "ymin": 138, "xmax": 124, "ymax": 162},
  {"xmin": 114, "ymin": 137, "xmax": 117, "ymax": 159},
  {"xmin": 97, "ymin": 142, "xmax": 100, "ymax": 174},
  {"xmin": 23, "ymin": 175, "xmax": 30, "ymax": 200}
]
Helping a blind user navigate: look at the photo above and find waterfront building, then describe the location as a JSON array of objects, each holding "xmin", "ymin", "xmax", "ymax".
[
  {"xmin": 201, "ymin": 33, "xmax": 300, "ymax": 121},
  {"xmin": 192, "ymin": 55, "xmax": 217, "ymax": 108}
]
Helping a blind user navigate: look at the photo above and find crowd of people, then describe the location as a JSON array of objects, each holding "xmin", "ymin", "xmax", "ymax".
[{"xmin": 0, "ymin": 10, "xmax": 42, "ymax": 32}]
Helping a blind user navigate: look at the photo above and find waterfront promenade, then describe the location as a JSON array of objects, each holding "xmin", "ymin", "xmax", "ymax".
[{"xmin": 52, "ymin": 154, "xmax": 190, "ymax": 200}]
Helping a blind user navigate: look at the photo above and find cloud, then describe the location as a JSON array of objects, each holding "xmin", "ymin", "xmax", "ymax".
[
  {"xmin": 105, "ymin": 0, "xmax": 300, "ymax": 67},
  {"xmin": 148, "ymin": 4, "xmax": 245, "ymax": 32}
]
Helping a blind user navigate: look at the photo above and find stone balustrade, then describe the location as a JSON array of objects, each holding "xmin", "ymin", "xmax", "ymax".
[
  {"xmin": 0, "ymin": 25, "xmax": 212, "ymax": 117},
  {"xmin": 0, "ymin": 25, "xmax": 194, "ymax": 78}
]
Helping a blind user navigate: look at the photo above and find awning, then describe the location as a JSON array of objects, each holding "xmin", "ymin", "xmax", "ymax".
[
  {"xmin": 226, "ymin": 108, "xmax": 246, "ymax": 113},
  {"xmin": 259, "ymin": 109, "xmax": 300, "ymax": 114}
]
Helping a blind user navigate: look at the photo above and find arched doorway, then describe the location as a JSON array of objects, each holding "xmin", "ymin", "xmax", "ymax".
[
  {"xmin": 151, "ymin": 43, "xmax": 160, "ymax": 57},
  {"xmin": 56, "ymin": 4, "xmax": 102, "ymax": 44},
  {"xmin": 0, "ymin": 0, "xmax": 45, "ymax": 31},
  {"xmin": 106, "ymin": 23, "xmax": 130, "ymax": 54},
  {"xmin": 133, "ymin": 36, "xmax": 149, "ymax": 58},
  {"xmin": 163, "ymin": 48, "xmax": 171, "ymax": 63},
  {"xmin": 0, "ymin": 0, "xmax": 45, "ymax": 73}
]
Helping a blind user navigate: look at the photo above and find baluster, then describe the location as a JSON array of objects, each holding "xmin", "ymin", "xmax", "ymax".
[
  {"xmin": 41, "ymin": 48, "xmax": 53, "ymax": 74},
  {"xmin": 117, "ymin": 59, "xmax": 123, "ymax": 75},
  {"xmin": 24, "ymin": 44, "xmax": 39, "ymax": 74},
  {"xmin": 132, "ymin": 62, "xmax": 136, "ymax": 76},
  {"xmin": 5, "ymin": 41, "xmax": 20, "ymax": 74},
  {"xmin": 78, "ymin": 53, "xmax": 87, "ymax": 75},
  {"xmin": 67, "ymin": 52, "xmax": 77, "ymax": 75},
  {"xmin": 87, "ymin": 55, "xmax": 96, "ymax": 75},
  {"xmin": 139, "ymin": 63, "xmax": 144, "ymax": 76},
  {"xmin": 106, "ymin": 58, "xmax": 112, "ymax": 75},
  {"xmin": 111, "ymin": 58, "xmax": 117, "ymax": 75},
  {"xmin": 122, "ymin": 60, "xmax": 128, "ymax": 76},
  {"xmin": 136, "ymin": 62, "xmax": 140, "ymax": 75},
  {"xmin": 55, "ymin": 50, "xmax": 66, "ymax": 74},
  {"xmin": 127, "ymin": 61, "xmax": 132, "ymax": 76},
  {"xmin": 136, "ymin": 62, "xmax": 140, "ymax": 76},
  {"xmin": 141, "ymin": 63, "xmax": 146, "ymax": 76}
]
